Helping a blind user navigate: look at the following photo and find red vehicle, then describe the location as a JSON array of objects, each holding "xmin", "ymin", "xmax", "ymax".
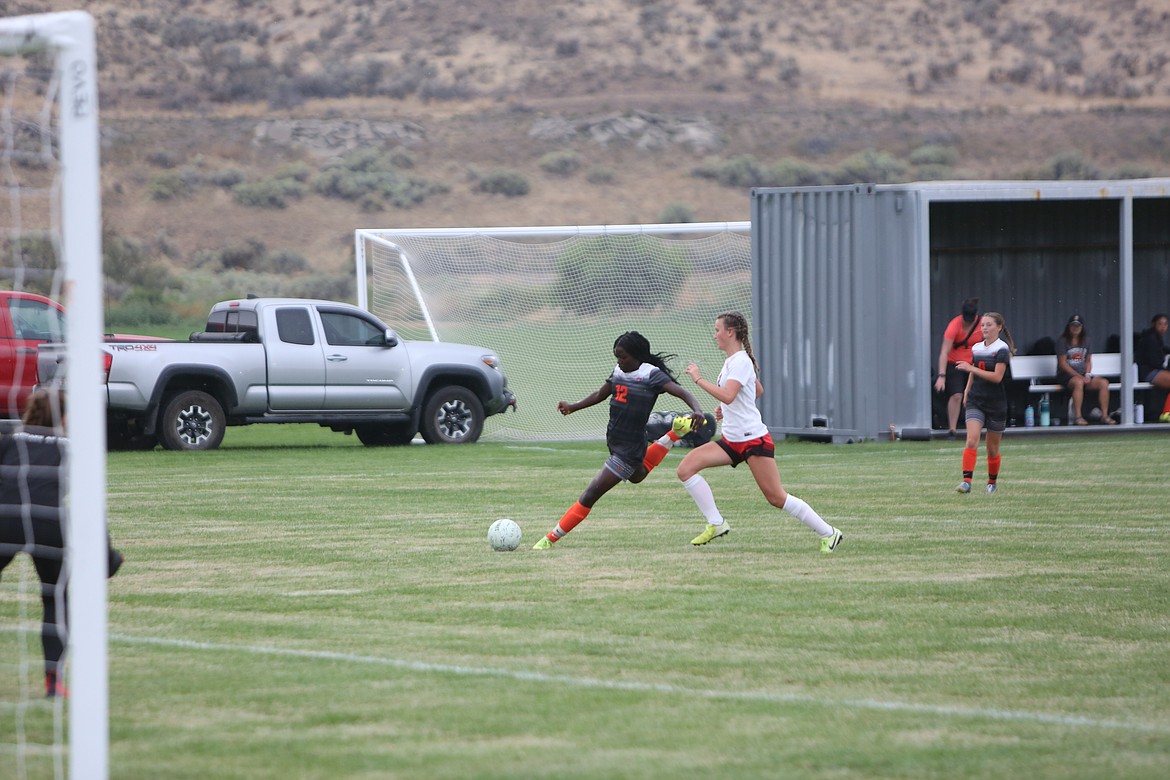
[
  {"xmin": 0, "ymin": 291, "xmax": 66, "ymax": 418},
  {"xmin": 0, "ymin": 290, "xmax": 169, "ymax": 418}
]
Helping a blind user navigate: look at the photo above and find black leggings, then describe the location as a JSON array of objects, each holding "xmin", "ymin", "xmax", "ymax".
[{"xmin": 1, "ymin": 519, "xmax": 122, "ymax": 675}]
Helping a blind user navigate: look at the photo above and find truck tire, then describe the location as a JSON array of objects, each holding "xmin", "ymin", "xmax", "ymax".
[
  {"xmin": 355, "ymin": 423, "xmax": 416, "ymax": 446},
  {"xmin": 159, "ymin": 390, "xmax": 226, "ymax": 451},
  {"xmin": 420, "ymin": 386, "xmax": 483, "ymax": 444}
]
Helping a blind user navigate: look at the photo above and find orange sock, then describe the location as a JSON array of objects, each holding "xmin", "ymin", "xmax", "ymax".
[
  {"xmin": 961, "ymin": 447, "xmax": 978, "ymax": 480},
  {"xmin": 987, "ymin": 454, "xmax": 1001, "ymax": 483},
  {"xmin": 643, "ymin": 441, "xmax": 668, "ymax": 470},
  {"xmin": 549, "ymin": 501, "xmax": 591, "ymax": 541},
  {"xmin": 641, "ymin": 431, "xmax": 681, "ymax": 471}
]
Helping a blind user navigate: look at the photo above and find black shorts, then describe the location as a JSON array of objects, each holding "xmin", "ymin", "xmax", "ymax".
[
  {"xmin": 943, "ymin": 363, "xmax": 968, "ymax": 397},
  {"xmin": 605, "ymin": 439, "xmax": 648, "ymax": 481},
  {"xmin": 964, "ymin": 399, "xmax": 1007, "ymax": 434},
  {"xmin": 1057, "ymin": 372, "xmax": 1091, "ymax": 388}
]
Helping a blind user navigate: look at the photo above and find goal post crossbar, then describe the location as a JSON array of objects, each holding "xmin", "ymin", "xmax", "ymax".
[
  {"xmin": 0, "ymin": 11, "xmax": 94, "ymax": 53},
  {"xmin": 357, "ymin": 221, "xmax": 749, "ymax": 240}
]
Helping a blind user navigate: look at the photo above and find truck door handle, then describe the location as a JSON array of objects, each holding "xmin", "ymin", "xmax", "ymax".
[{"xmin": 327, "ymin": 354, "xmax": 348, "ymax": 362}]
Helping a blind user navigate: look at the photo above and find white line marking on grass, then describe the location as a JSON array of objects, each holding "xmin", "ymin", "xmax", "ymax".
[
  {"xmin": 889, "ymin": 516, "xmax": 1167, "ymax": 534},
  {"xmin": 282, "ymin": 589, "xmax": 363, "ymax": 597},
  {"xmin": 504, "ymin": 445, "xmax": 603, "ymax": 454},
  {"xmin": 110, "ymin": 633, "xmax": 1170, "ymax": 734}
]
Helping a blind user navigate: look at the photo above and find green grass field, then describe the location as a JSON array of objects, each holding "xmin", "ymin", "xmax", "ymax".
[{"xmin": 4, "ymin": 428, "xmax": 1170, "ymax": 779}]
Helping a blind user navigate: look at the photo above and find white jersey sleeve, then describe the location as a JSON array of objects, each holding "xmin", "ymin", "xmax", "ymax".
[{"xmin": 717, "ymin": 350, "xmax": 769, "ymax": 441}]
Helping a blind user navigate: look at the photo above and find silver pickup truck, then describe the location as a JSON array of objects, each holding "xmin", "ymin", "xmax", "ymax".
[{"xmin": 45, "ymin": 297, "xmax": 515, "ymax": 451}]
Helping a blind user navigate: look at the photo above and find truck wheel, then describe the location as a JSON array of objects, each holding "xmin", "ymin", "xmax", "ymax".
[
  {"xmin": 420, "ymin": 386, "xmax": 483, "ymax": 444},
  {"xmin": 355, "ymin": 423, "xmax": 416, "ymax": 446},
  {"xmin": 159, "ymin": 390, "xmax": 226, "ymax": 451}
]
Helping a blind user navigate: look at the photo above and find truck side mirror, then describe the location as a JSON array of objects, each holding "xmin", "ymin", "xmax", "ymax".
[{"xmin": 384, "ymin": 328, "xmax": 399, "ymax": 348}]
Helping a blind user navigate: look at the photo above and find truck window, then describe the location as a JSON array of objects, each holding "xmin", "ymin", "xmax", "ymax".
[
  {"xmin": 9, "ymin": 298, "xmax": 65, "ymax": 342},
  {"xmin": 275, "ymin": 308, "xmax": 315, "ymax": 346},
  {"xmin": 206, "ymin": 309, "xmax": 259, "ymax": 335},
  {"xmin": 319, "ymin": 310, "xmax": 383, "ymax": 347}
]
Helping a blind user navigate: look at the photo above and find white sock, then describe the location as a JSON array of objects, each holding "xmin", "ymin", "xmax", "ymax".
[
  {"xmin": 682, "ymin": 474, "xmax": 725, "ymax": 525},
  {"xmin": 654, "ymin": 432, "xmax": 676, "ymax": 448},
  {"xmin": 783, "ymin": 494, "xmax": 834, "ymax": 537}
]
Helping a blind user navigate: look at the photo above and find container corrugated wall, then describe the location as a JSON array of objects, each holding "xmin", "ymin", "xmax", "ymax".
[{"xmin": 752, "ymin": 185, "xmax": 925, "ymax": 441}]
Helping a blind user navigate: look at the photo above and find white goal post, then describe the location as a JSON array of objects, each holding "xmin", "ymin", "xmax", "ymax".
[
  {"xmin": 1, "ymin": 11, "xmax": 107, "ymax": 780},
  {"xmin": 354, "ymin": 223, "xmax": 752, "ymax": 441}
]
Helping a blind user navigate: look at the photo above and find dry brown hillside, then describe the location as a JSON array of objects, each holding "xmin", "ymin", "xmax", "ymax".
[
  {"xmin": 26, "ymin": 0, "xmax": 1170, "ymax": 112},
  {"xmin": 8, "ymin": 0, "xmax": 1170, "ymax": 311}
]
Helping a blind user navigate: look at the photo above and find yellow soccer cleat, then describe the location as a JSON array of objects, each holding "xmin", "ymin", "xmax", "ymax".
[
  {"xmin": 671, "ymin": 414, "xmax": 695, "ymax": 437},
  {"xmin": 532, "ymin": 537, "xmax": 553, "ymax": 550},
  {"xmin": 820, "ymin": 528, "xmax": 844, "ymax": 554},
  {"xmin": 690, "ymin": 522, "xmax": 731, "ymax": 546}
]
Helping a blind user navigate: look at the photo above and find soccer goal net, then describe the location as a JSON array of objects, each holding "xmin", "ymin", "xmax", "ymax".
[
  {"xmin": 355, "ymin": 223, "xmax": 752, "ymax": 441},
  {"xmin": 1, "ymin": 11, "xmax": 108, "ymax": 780}
]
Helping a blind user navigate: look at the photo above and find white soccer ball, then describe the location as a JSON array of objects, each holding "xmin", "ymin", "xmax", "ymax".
[{"xmin": 488, "ymin": 518, "xmax": 522, "ymax": 551}]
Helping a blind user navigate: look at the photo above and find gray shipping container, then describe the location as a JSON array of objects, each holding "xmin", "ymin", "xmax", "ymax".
[{"xmin": 751, "ymin": 179, "xmax": 1170, "ymax": 441}]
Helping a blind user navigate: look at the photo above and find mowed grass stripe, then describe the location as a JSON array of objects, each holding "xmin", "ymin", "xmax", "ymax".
[{"xmin": 111, "ymin": 632, "xmax": 1170, "ymax": 734}]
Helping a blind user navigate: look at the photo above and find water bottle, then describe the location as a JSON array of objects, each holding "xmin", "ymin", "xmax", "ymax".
[
  {"xmin": 1039, "ymin": 394, "xmax": 1050, "ymax": 427},
  {"xmin": 1024, "ymin": 404, "xmax": 1035, "ymax": 427},
  {"xmin": 1135, "ymin": 403, "xmax": 1144, "ymax": 424}
]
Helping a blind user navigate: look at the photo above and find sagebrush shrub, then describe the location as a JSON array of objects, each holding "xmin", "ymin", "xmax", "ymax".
[
  {"xmin": 539, "ymin": 150, "xmax": 580, "ymax": 176},
  {"xmin": 475, "ymin": 169, "xmax": 530, "ymax": 197}
]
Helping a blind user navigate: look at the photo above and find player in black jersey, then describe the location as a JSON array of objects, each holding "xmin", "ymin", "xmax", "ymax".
[
  {"xmin": 533, "ymin": 331, "xmax": 705, "ymax": 549},
  {"xmin": 0, "ymin": 388, "xmax": 123, "ymax": 696},
  {"xmin": 955, "ymin": 312, "xmax": 1015, "ymax": 494}
]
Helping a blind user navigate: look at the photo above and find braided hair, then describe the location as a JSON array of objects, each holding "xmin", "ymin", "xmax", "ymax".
[
  {"xmin": 717, "ymin": 311, "xmax": 758, "ymax": 372},
  {"xmin": 614, "ymin": 331, "xmax": 677, "ymax": 380}
]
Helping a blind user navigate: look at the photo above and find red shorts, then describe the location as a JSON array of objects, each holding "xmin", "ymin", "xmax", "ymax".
[{"xmin": 716, "ymin": 433, "xmax": 775, "ymax": 467}]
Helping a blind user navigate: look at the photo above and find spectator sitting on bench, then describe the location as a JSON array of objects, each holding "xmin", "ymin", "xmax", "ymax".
[
  {"xmin": 1135, "ymin": 313, "xmax": 1170, "ymax": 423},
  {"xmin": 1057, "ymin": 314, "xmax": 1116, "ymax": 426}
]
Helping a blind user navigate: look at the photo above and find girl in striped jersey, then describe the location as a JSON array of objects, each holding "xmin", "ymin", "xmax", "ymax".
[
  {"xmin": 533, "ymin": 331, "xmax": 705, "ymax": 549},
  {"xmin": 955, "ymin": 312, "xmax": 1015, "ymax": 494}
]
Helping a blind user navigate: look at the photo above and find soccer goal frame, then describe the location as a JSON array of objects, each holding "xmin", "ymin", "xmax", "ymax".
[
  {"xmin": 353, "ymin": 222, "xmax": 751, "ymax": 333},
  {"xmin": 354, "ymin": 222, "xmax": 752, "ymax": 442},
  {"xmin": 1, "ymin": 11, "xmax": 107, "ymax": 780}
]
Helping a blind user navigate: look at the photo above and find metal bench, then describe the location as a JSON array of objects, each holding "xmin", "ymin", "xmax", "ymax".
[{"xmin": 1010, "ymin": 353, "xmax": 1152, "ymax": 393}]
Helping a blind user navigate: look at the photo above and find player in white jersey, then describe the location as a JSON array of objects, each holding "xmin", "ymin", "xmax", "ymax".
[
  {"xmin": 676, "ymin": 312, "xmax": 843, "ymax": 553},
  {"xmin": 955, "ymin": 312, "xmax": 1015, "ymax": 494}
]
